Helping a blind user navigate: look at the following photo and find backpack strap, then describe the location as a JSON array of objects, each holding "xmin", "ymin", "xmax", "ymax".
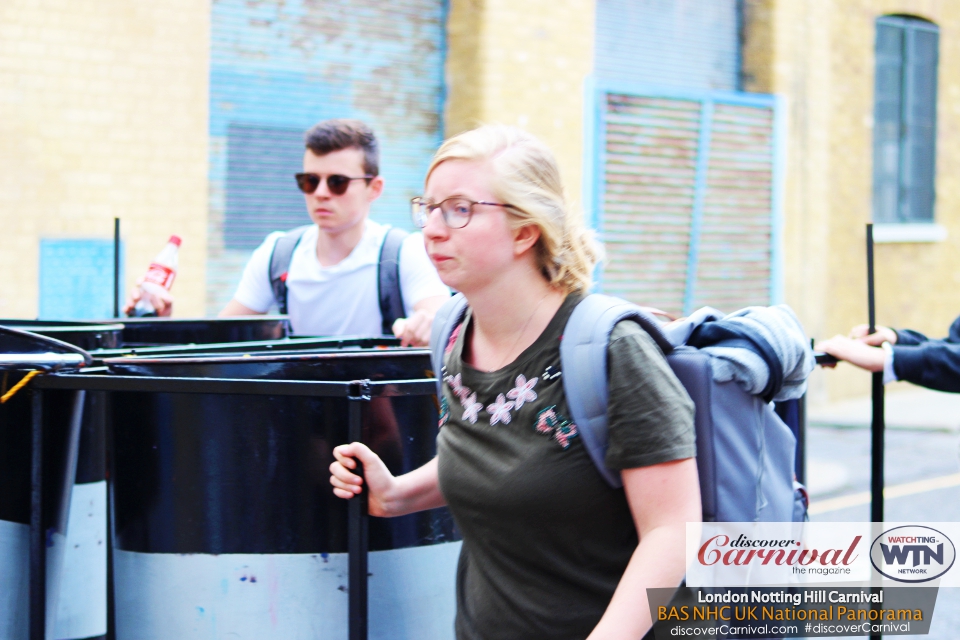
[
  {"xmin": 378, "ymin": 227, "xmax": 409, "ymax": 335},
  {"xmin": 430, "ymin": 293, "xmax": 470, "ymax": 396},
  {"xmin": 560, "ymin": 294, "xmax": 674, "ymax": 489},
  {"xmin": 268, "ymin": 225, "xmax": 312, "ymax": 315}
]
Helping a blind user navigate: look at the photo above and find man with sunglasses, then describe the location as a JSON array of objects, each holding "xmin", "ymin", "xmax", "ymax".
[{"xmin": 133, "ymin": 119, "xmax": 449, "ymax": 344}]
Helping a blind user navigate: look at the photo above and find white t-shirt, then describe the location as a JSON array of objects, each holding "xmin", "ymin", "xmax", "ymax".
[{"xmin": 232, "ymin": 220, "xmax": 449, "ymax": 336}]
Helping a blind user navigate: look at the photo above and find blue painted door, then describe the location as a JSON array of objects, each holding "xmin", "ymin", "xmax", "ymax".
[{"xmin": 207, "ymin": 0, "xmax": 446, "ymax": 313}]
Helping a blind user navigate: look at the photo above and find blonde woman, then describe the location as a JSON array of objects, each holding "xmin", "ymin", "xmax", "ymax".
[{"xmin": 330, "ymin": 125, "xmax": 700, "ymax": 639}]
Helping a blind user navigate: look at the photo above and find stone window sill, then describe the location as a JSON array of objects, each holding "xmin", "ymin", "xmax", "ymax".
[{"xmin": 872, "ymin": 223, "xmax": 948, "ymax": 243}]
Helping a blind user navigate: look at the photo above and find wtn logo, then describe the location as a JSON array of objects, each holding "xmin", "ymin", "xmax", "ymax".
[
  {"xmin": 871, "ymin": 526, "xmax": 956, "ymax": 583},
  {"xmin": 880, "ymin": 542, "xmax": 944, "ymax": 566}
]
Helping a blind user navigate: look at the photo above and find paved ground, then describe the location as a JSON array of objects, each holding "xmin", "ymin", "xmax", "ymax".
[{"xmin": 806, "ymin": 386, "xmax": 960, "ymax": 639}]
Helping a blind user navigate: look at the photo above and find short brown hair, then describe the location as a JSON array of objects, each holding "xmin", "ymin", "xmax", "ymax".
[{"xmin": 304, "ymin": 119, "xmax": 379, "ymax": 176}]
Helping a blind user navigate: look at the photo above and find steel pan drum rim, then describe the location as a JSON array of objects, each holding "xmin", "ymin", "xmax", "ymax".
[
  {"xmin": 102, "ymin": 347, "xmax": 431, "ymax": 367},
  {"xmin": 0, "ymin": 320, "xmax": 126, "ymax": 331},
  {"xmin": 101, "ymin": 315, "xmax": 289, "ymax": 325},
  {"xmin": 0, "ymin": 326, "xmax": 94, "ymax": 367},
  {"xmin": 87, "ymin": 336, "xmax": 401, "ymax": 360}
]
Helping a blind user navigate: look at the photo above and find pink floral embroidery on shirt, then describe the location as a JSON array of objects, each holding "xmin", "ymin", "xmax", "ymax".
[
  {"xmin": 486, "ymin": 394, "xmax": 515, "ymax": 426},
  {"xmin": 444, "ymin": 373, "xmax": 474, "ymax": 404},
  {"xmin": 535, "ymin": 407, "xmax": 560, "ymax": 434},
  {"xmin": 506, "ymin": 374, "xmax": 538, "ymax": 409},
  {"xmin": 554, "ymin": 421, "xmax": 579, "ymax": 449},
  {"xmin": 461, "ymin": 393, "xmax": 483, "ymax": 424},
  {"xmin": 534, "ymin": 405, "xmax": 579, "ymax": 449}
]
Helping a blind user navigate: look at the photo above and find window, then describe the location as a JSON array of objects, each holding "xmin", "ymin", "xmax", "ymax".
[{"xmin": 872, "ymin": 16, "xmax": 939, "ymax": 224}]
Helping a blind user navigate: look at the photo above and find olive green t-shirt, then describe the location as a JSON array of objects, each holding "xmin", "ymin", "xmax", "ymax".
[{"xmin": 436, "ymin": 294, "xmax": 696, "ymax": 640}]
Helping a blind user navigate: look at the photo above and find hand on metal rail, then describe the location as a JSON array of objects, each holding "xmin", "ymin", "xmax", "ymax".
[{"xmin": 331, "ymin": 442, "xmax": 397, "ymax": 517}]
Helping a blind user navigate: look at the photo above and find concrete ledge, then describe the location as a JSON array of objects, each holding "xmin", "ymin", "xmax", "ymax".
[{"xmin": 872, "ymin": 223, "xmax": 948, "ymax": 243}]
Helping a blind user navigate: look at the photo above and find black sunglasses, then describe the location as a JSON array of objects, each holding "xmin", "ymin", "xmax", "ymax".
[{"xmin": 294, "ymin": 173, "xmax": 374, "ymax": 195}]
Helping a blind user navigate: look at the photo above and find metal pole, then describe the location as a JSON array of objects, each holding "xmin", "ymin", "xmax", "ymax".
[
  {"xmin": 101, "ymin": 391, "xmax": 117, "ymax": 640},
  {"xmin": 867, "ymin": 223, "xmax": 885, "ymax": 523},
  {"xmin": 797, "ymin": 394, "xmax": 806, "ymax": 486},
  {"xmin": 114, "ymin": 218, "xmax": 121, "ymax": 318},
  {"xmin": 348, "ymin": 380, "xmax": 371, "ymax": 640},
  {"xmin": 30, "ymin": 388, "xmax": 46, "ymax": 640},
  {"xmin": 867, "ymin": 223, "xmax": 884, "ymax": 640}
]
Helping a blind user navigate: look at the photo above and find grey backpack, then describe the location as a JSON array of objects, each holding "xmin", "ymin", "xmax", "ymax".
[{"xmin": 430, "ymin": 293, "xmax": 808, "ymax": 523}]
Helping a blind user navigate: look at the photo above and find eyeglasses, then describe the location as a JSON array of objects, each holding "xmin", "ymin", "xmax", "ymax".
[
  {"xmin": 294, "ymin": 173, "xmax": 374, "ymax": 195},
  {"xmin": 411, "ymin": 197, "xmax": 519, "ymax": 229}
]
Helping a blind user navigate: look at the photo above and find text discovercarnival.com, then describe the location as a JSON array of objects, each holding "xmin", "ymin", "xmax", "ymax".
[{"xmin": 646, "ymin": 522, "xmax": 959, "ymax": 638}]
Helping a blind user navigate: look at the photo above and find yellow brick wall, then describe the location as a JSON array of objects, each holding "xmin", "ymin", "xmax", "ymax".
[
  {"xmin": 445, "ymin": 0, "xmax": 595, "ymax": 210},
  {"xmin": 744, "ymin": 0, "xmax": 960, "ymax": 404},
  {"xmin": 0, "ymin": 0, "xmax": 210, "ymax": 318}
]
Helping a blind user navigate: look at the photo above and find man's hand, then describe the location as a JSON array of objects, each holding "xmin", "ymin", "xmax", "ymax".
[
  {"xmin": 392, "ymin": 294, "xmax": 448, "ymax": 347},
  {"xmin": 122, "ymin": 279, "xmax": 173, "ymax": 317},
  {"xmin": 814, "ymin": 335, "xmax": 886, "ymax": 372},
  {"xmin": 849, "ymin": 324, "xmax": 897, "ymax": 346},
  {"xmin": 392, "ymin": 309, "xmax": 433, "ymax": 347}
]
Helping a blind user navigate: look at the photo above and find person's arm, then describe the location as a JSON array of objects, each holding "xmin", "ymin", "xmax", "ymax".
[
  {"xmin": 815, "ymin": 335, "xmax": 885, "ymax": 372},
  {"xmin": 891, "ymin": 341, "xmax": 960, "ymax": 392},
  {"xmin": 587, "ymin": 458, "xmax": 701, "ymax": 640},
  {"xmin": 393, "ymin": 295, "xmax": 448, "ymax": 346},
  {"xmin": 224, "ymin": 231, "xmax": 286, "ymax": 317},
  {"xmin": 394, "ymin": 232, "xmax": 450, "ymax": 346},
  {"xmin": 219, "ymin": 298, "xmax": 266, "ymax": 317},
  {"xmin": 329, "ymin": 443, "xmax": 446, "ymax": 517}
]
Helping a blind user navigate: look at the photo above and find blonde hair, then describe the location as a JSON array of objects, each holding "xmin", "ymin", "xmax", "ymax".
[{"xmin": 426, "ymin": 125, "xmax": 601, "ymax": 293}]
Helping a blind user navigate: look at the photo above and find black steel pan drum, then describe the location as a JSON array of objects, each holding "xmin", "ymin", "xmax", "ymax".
[
  {"xmin": 0, "ymin": 327, "xmax": 89, "ymax": 637},
  {"xmin": 108, "ymin": 316, "xmax": 290, "ymax": 346},
  {"xmin": 28, "ymin": 333, "xmax": 398, "ymax": 640},
  {"xmin": 0, "ymin": 326, "xmax": 111, "ymax": 639},
  {"xmin": 105, "ymin": 350, "xmax": 459, "ymax": 639},
  {"xmin": 0, "ymin": 320, "xmax": 123, "ymax": 351}
]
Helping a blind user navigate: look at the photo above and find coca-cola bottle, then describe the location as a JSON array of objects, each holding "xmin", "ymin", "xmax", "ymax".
[{"xmin": 129, "ymin": 235, "xmax": 181, "ymax": 317}]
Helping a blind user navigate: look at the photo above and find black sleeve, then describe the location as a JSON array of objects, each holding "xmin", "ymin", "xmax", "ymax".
[
  {"xmin": 892, "ymin": 342, "xmax": 960, "ymax": 393},
  {"xmin": 948, "ymin": 315, "xmax": 960, "ymax": 344},
  {"xmin": 893, "ymin": 328, "xmax": 930, "ymax": 346}
]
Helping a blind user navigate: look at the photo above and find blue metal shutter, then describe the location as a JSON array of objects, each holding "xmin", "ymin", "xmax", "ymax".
[
  {"xmin": 693, "ymin": 102, "xmax": 775, "ymax": 311},
  {"xmin": 597, "ymin": 90, "xmax": 779, "ymax": 316},
  {"xmin": 601, "ymin": 94, "xmax": 701, "ymax": 311},
  {"xmin": 207, "ymin": 0, "xmax": 446, "ymax": 313},
  {"xmin": 871, "ymin": 16, "xmax": 939, "ymax": 223},
  {"xmin": 594, "ymin": 0, "xmax": 739, "ymax": 91}
]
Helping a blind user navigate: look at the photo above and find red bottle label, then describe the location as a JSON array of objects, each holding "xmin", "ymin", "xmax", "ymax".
[{"xmin": 143, "ymin": 263, "xmax": 176, "ymax": 289}]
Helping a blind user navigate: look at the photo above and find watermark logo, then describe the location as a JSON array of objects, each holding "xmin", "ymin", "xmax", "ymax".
[{"xmin": 870, "ymin": 525, "xmax": 956, "ymax": 583}]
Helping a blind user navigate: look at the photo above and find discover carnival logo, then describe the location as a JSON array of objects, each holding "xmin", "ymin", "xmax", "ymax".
[
  {"xmin": 697, "ymin": 534, "xmax": 862, "ymax": 571},
  {"xmin": 870, "ymin": 525, "xmax": 956, "ymax": 583}
]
